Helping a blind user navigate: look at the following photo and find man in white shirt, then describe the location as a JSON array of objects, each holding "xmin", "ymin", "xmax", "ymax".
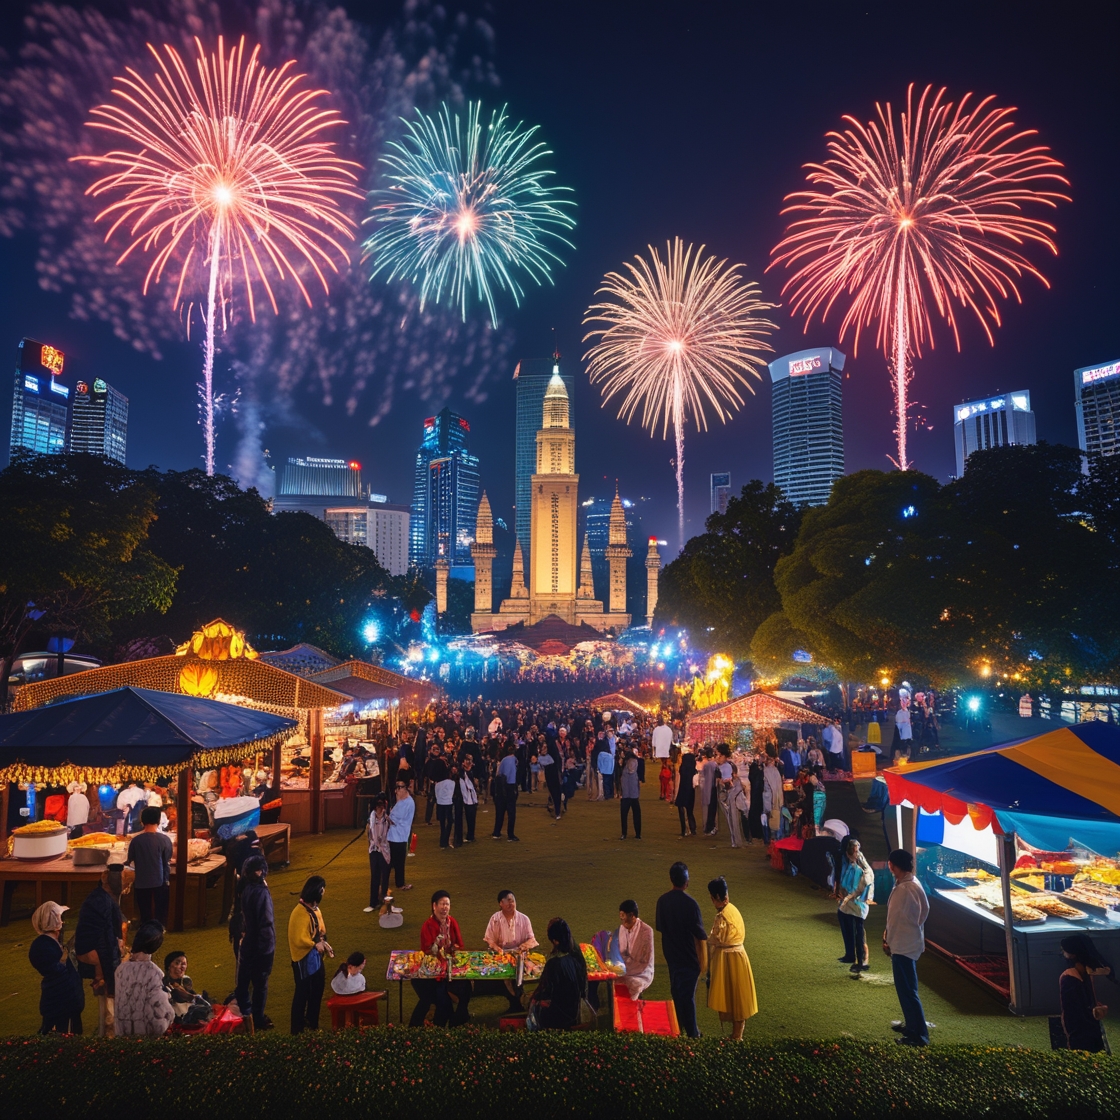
[
  {"xmin": 894, "ymin": 705, "xmax": 913, "ymax": 761},
  {"xmin": 454, "ymin": 755, "xmax": 479, "ymax": 845},
  {"xmin": 617, "ymin": 899, "xmax": 654, "ymax": 999},
  {"xmin": 824, "ymin": 720, "xmax": 845, "ymax": 770},
  {"xmin": 434, "ymin": 772, "xmax": 456, "ymax": 849},
  {"xmin": 483, "ymin": 890, "xmax": 538, "ymax": 1010},
  {"xmin": 651, "ymin": 717, "xmax": 673, "ymax": 759},
  {"xmin": 66, "ymin": 781, "xmax": 90, "ymax": 838},
  {"xmin": 488, "ymin": 711, "xmax": 503, "ymax": 737},
  {"xmin": 883, "ymin": 848, "xmax": 931, "ymax": 1047}
]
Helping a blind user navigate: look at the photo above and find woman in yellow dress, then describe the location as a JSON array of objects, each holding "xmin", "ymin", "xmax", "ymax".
[{"xmin": 706, "ymin": 876, "xmax": 757, "ymax": 1039}]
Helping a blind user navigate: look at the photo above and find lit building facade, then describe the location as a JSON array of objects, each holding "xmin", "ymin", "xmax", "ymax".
[
  {"xmin": 70, "ymin": 378, "xmax": 128, "ymax": 464},
  {"xmin": 711, "ymin": 471, "xmax": 731, "ymax": 515},
  {"xmin": 409, "ymin": 407, "xmax": 479, "ymax": 569},
  {"xmin": 1075, "ymin": 359, "xmax": 1120, "ymax": 458},
  {"xmin": 9, "ymin": 337, "xmax": 71, "ymax": 459},
  {"xmin": 953, "ymin": 391, "xmax": 1036, "ymax": 475},
  {"xmin": 279, "ymin": 456, "xmax": 364, "ymax": 498},
  {"xmin": 273, "ymin": 456, "xmax": 409, "ymax": 576},
  {"xmin": 514, "ymin": 356, "xmax": 574, "ymax": 572},
  {"xmin": 769, "ymin": 346, "xmax": 845, "ymax": 507}
]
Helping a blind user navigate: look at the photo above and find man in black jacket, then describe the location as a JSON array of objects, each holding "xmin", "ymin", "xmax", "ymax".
[
  {"xmin": 74, "ymin": 865, "xmax": 125, "ymax": 1036},
  {"xmin": 234, "ymin": 856, "xmax": 275, "ymax": 1031}
]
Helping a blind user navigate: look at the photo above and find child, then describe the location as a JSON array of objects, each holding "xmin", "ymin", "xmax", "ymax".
[
  {"xmin": 330, "ymin": 951, "xmax": 367, "ymax": 995},
  {"xmin": 658, "ymin": 759, "xmax": 673, "ymax": 801}
]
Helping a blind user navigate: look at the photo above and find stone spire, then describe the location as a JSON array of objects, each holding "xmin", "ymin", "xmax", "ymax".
[
  {"xmin": 606, "ymin": 483, "xmax": 631, "ymax": 614},
  {"xmin": 509, "ymin": 537, "xmax": 529, "ymax": 599},
  {"xmin": 645, "ymin": 537, "xmax": 661, "ymax": 626},
  {"xmin": 471, "ymin": 491, "xmax": 497, "ymax": 616},
  {"xmin": 577, "ymin": 535, "xmax": 595, "ymax": 599}
]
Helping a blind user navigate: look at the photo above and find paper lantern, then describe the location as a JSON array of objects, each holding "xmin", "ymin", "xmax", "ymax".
[{"xmin": 179, "ymin": 662, "xmax": 219, "ymax": 697}]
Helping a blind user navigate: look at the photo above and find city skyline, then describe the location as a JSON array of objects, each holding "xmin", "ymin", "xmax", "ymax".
[{"xmin": 0, "ymin": 2, "xmax": 1115, "ymax": 556}]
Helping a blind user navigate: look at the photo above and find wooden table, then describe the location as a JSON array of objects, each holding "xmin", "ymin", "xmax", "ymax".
[
  {"xmin": 255, "ymin": 822, "xmax": 291, "ymax": 866},
  {"xmin": 0, "ymin": 851, "xmax": 227, "ymax": 928}
]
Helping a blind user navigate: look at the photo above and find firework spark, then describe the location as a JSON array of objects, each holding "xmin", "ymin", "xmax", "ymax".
[
  {"xmin": 583, "ymin": 238, "xmax": 776, "ymax": 548},
  {"xmin": 770, "ymin": 83, "xmax": 1068, "ymax": 470},
  {"xmin": 75, "ymin": 35, "xmax": 362, "ymax": 473},
  {"xmin": 364, "ymin": 101, "xmax": 576, "ymax": 326}
]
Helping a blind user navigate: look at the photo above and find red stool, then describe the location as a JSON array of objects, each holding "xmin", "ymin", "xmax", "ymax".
[{"xmin": 327, "ymin": 991, "xmax": 388, "ymax": 1029}]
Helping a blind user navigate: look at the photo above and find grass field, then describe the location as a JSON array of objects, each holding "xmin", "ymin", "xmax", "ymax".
[{"xmin": 0, "ymin": 780, "xmax": 1048, "ymax": 1046}]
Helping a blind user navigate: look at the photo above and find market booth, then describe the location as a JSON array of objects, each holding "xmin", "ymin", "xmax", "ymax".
[
  {"xmin": 884, "ymin": 722, "xmax": 1120, "ymax": 1015},
  {"xmin": 14, "ymin": 621, "xmax": 350, "ymax": 835},
  {"xmin": 686, "ymin": 689, "xmax": 830, "ymax": 746},
  {"xmin": 0, "ymin": 686, "xmax": 295, "ymax": 930},
  {"xmin": 589, "ymin": 692, "xmax": 654, "ymax": 716}
]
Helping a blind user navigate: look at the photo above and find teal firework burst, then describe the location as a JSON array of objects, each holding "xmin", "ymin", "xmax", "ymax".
[{"xmin": 363, "ymin": 101, "xmax": 576, "ymax": 325}]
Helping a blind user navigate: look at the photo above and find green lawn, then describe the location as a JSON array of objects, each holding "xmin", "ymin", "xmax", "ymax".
[{"xmin": 0, "ymin": 782, "xmax": 1048, "ymax": 1047}]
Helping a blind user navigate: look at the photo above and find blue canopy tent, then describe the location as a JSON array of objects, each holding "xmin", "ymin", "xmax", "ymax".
[
  {"xmin": 884, "ymin": 722, "xmax": 1120, "ymax": 1014},
  {"xmin": 0, "ymin": 687, "xmax": 296, "ymax": 930}
]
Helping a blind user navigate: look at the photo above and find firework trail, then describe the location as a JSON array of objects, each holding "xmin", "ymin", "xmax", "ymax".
[
  {"xmin": 365, "ymin": 100, "xmax": 576, "ymax": 326},
  {"xmin": 583, "ymin": 238, "xmax": 776, "ymax": 549},
  {"xmin": 0, "ymin": 2, "xmax": 510, "ymax": 473},
  {"xmin": 770, "ymin": 84, "xmax": 1068, "ymax": 470},
  {"xmin": 75, "ymin": 35, "xmax": 361, "ymax": 473}
]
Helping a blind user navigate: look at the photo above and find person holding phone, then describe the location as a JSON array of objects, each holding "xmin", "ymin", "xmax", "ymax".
[{"xmin": 288, "ymin": 875, "xmax": 331, "ymax": 1033}]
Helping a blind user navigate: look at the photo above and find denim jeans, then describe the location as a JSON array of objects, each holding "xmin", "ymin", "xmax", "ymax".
[
  {"xmin": 668, "ymin": 965, "xmax": 701, "ymax": 1038},
  {"xmin": 891, "ymin": 953, "xmax": 927, "ymax": 1042}
]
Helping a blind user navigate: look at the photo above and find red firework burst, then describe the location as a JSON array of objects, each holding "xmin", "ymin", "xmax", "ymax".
[{"xmin": 770, "ymin": 83, "xmax": 1069, "ymax": 469}]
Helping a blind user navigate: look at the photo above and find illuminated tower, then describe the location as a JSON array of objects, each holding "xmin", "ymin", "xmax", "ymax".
[
  {"xmin": 606, "ymin": 486, "xmax": 631, "ymax": 617},
  {"xmin": 9, "ymin": 338, "xmax": 71, "ymax": 459},
  {"xmin": 645, "ymin": 537, "xmax": 661, "ymax": 626},
  {"xmin": 471, "ymin": 492, "xmax": 497, "ymax": 624},
  {"xmin": 529, "ymin": 372, "xmax": 579, "ymax": 619},
  {"xmin": 577, "ymin": 536, "xmax": 595, "ymax": 600}
]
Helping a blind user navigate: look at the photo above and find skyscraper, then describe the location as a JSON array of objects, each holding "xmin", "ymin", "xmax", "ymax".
[
  {"xmin": 769, "ymin": 346, "xmax": 845, "ymax": 507},
  {"xmin": 953, "ymin": 391, "xmax": 1036, "ymax": 475},
  {"xmin": 711, "ymin": 472, "xmax": 731, "ymax": 515},
  {"xmin": 410, "ymin": 407, "xmax": 479, "ymax": 569},
  {"xmin": 273, "ymin": 456, "xmax": 410, "ymax": 576},
  {"xmin": 279, "ymin": 456, "xmax": 364, "ymax": 497},
  {"xmin": 514, "ymin": 356, "xmax": 574, "ymax": 568},
  {"xmin": 70, "ymin": 378, "xmax": 128, "ymax": 464},
  {"xmin": 1075, "ymin": 359, "xmax": 1120, "ymax": 458},
  {"xmin": 9, "ymin": 337, "xmax": 71, "ymax": 459}
]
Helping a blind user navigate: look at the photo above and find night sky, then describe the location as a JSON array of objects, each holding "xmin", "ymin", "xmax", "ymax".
[{"xmin": 1, "ymin": 1, "xmax": 1117, "ymax": 553}]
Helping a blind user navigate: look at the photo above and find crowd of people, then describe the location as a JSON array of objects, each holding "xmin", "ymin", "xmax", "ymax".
[{"xmin": 21, "ymin": 694, "xmax": 1116, "ymax": 1055}]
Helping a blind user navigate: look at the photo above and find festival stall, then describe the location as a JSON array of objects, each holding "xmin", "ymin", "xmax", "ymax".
[
  {"xmin": 14, "ymin": 621, "xmax": 349, "ymax": 835},
  {"xmin": 0, "ymin": 686, "xmax": 295, "ymax": 930},
  {"xmin": 589, "ymin": 692, "xmax": 654, "ymax": 716},
  {"xmin": 685, "ymin": 690, "xmax": 830, "ymax": 746},
  {"xmin": 884, "ymin": 722, "xmax": 1120, "ymax": 1015}
]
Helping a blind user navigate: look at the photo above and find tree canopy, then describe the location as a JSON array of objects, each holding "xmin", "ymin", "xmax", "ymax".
[
  {"xmin": 751, "ymin": 444, "xmax": 1120, "ymax": 688},
  {"xmin": 653, "ymin": 481, "xmax": 801, "ymax": 657},
  {"xmin": 0, "ymin": 456, "xmax": 420, "ymax": 672},
  {"xmin": 0, "ymin": 452, "xmax": 177, "ymax": 688}
]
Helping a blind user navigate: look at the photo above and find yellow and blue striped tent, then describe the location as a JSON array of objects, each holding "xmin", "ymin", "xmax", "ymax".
[{"xmin": 884, "ymin": 721, "xmax": 1120, "ymax": 851}]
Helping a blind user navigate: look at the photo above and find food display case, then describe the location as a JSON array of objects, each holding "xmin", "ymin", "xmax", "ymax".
[{"xmin": 918, "ymin": 821, "xmax": 1120, "ymax": 1014}]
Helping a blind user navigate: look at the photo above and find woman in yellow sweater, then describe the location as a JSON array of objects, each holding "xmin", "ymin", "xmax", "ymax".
[
  {"xmin": 706, "ymin": 876, "xmax": 757, "ymax": 1040},
  {"xmin": 288, "ymin": 875, "xmax": 332, "ymax": 1033}
]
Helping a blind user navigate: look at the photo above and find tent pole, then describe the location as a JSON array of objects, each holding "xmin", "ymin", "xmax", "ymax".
[
  {"xmin": 310, "ymin": 708, "xmax": 323, "ymax": 834},
  {"xmin": 908, "ymin": 803, "xmax": 918, "ymax": 856},
  {"xmin": 0, "ymin": 781, "xmax": 9, "ymax": 850},
  {"xmin": 998, "ymin": 830, "xmax": 1020, "ymax": 1013},
  {"xmin": 173, "ymin": 767, "xmax": 189, "ymax": 932},
  {"xmin": 895, "ymin": 805, "xmax": 904, "ymax": 851}
]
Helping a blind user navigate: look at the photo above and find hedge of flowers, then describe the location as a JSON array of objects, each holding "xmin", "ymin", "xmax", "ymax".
[{"xmin": 1, "ymin": 1032, "xmax": 1118, "ymax": 1119}]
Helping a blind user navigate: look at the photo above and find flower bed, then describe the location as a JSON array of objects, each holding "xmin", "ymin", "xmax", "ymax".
[{"xmin": 0, "ymin": 1033, "xmax": 1117, "ymax": 1119}]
